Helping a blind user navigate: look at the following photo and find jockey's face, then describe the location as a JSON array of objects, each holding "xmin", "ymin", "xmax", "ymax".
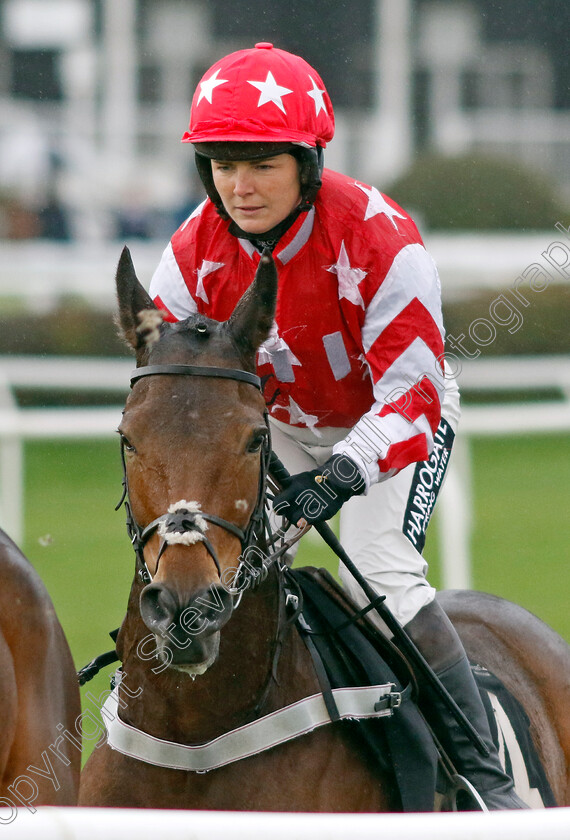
[{"xmin": 211, "ymin": 154, "xmax": 301, "ymax": 234}]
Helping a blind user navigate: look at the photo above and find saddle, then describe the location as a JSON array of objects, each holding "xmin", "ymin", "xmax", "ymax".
[{"xmin": 288, "ymin": 565, "xmax": 556, "ymax": 811}]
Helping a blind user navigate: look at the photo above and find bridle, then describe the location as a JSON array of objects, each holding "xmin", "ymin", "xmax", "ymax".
[
  {"xmin": 109, "ymin": 362, "xmax": 309, "ymax": 730},
  {"xmin": 117, "ymin": 363, "xmax": 272, "ymax": 588}
]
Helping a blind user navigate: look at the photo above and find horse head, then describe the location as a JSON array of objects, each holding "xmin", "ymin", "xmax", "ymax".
[{"xmin": 115, "ymin": 246, "xmax": 277, "ymax": 676}]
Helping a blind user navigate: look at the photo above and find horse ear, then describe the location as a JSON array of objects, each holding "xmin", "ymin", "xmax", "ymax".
[
  {"xmin": 115, "ymin": 246, "xmax": 163, "ymax": 353},
  {"xmin": 228, "ymin": 250, "xmax": 277, "ymax": 360}
]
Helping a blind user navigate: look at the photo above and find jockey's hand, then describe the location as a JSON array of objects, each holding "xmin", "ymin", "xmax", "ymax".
[{"xmin": 272, "ymin": 454, "xmax": 365, "ymax": 526}]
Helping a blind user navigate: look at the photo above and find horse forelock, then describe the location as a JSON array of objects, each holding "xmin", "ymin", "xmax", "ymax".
[
  {"xmin": 136, "ymin": 309, "xmax": 164, "ymax": 348},
  {"xmin": 145, "ymin": 314, "xmax": 248, "ymax": 371}
]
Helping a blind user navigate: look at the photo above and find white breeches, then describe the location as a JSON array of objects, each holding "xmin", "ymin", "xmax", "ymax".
[{"xmin": 269, "ymin": 374, "xmax": 461, "ymax": 630}]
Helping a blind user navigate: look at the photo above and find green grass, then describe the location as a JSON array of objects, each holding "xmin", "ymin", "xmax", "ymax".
[
  {"xmin": 21, "ymin": 439, "xmax": 133, "ymax": 749},
  {"xmin": 15, "ymin": 433, "xmax": 570, "ymax": 764},
  {"xmin": 459, "ymin": 435, "xmax": 570, "ymax": 638},
  {"xmin": 23, "ymin": 439, "xmax": 132, "ymax": 665}
]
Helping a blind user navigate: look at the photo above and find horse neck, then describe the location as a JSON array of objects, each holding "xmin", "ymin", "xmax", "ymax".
[{"xmin": 115, "ymin": 565, "xmax": 290, "ymax": 743}]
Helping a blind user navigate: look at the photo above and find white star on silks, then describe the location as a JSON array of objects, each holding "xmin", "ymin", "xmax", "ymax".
[
  {"xmin": 327, "ymin": 241, "xmax": 367, "ymax": 309},
  {"xmin": 283, "ymin": 397, "xmax": 322, "ymax": 438},
  {"xmin": 307, "ymin": 75, "xmax": 327, "ymax": 116},
  {"xmin": 197, "ymin": 69, "xmax": 228, "ymax": 105},
  {"xmin": 247, "ymin": 71, "xmax": 293, "ymax": 113},
  {"xmin": 355, "ymin": 183, "xmax": 408, "ymax": 229},
  {"xmin": 257, "ymin": 322, "xmax": 301, "ymax": 367},
  {"xmin": 196, "ymin": 260, "xmax": 224, "ymax": 303}
]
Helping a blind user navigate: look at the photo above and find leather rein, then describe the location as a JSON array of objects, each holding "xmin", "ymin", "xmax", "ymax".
[{"xmin": 117, "ymin": 363, "xmax": 272, "ymax": 588}]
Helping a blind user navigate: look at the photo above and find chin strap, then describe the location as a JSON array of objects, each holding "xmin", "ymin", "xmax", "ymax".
[{"xmin": 227, "ymin": 205, "xmax": 307, "ymax": 248}]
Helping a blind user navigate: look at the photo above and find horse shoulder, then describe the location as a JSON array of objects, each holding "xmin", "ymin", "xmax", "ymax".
[{"xmin": 249, "ymin": 622, "xmax": 399, "ymax": 811}]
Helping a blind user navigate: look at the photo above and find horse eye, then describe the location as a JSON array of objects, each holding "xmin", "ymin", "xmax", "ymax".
[
  {"xmin": 247, "ymin": 429, "xmax": 267, "ymax": 453},
  {"xmin": 119, "ymin": 432, "xmax": 136, "ymax": 453}
]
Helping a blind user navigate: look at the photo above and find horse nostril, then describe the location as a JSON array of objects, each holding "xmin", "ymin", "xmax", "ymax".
[{"xmin": 140, "ymin": 583, "xmax": 177, "ymax": 632}]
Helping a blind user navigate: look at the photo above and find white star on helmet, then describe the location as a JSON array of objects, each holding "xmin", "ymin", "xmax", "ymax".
[
  {"xmin": 307, "ymin": 76, "xmax": 327, "ymax": 116},
  {"xmin": 197, "ymin": 69, "xmax": 228, "ymax": 105},
  {"xmin": 247, "ymin": 71, "xmax": 293, "ymax": 113}
]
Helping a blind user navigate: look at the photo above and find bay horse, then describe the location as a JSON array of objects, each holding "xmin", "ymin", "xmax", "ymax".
[
  {"xmin": 0, "ymin": 528, "xmax": 81, "ymax": 815},
  {"xmin": 80, "ymin": 246, "xmax": 570, "ymax": 811}
]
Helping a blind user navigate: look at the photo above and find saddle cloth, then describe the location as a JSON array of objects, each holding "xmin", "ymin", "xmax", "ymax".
[
  {"xmin": 289, "ymin": 566, "xmax": 556, "ymax": 810},
  {"xmin": 474, "ymin": 665, "xmax": 556, "ymax": 807}
]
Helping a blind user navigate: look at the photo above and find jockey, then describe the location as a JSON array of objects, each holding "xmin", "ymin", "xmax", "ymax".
[{"xmin": 149, "ymin": 42, "xmax": 526, "ymax": 810}]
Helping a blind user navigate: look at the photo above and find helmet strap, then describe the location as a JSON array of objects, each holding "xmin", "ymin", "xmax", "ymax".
[
  {"xmin": 194, "ymin": 150, "xmax": 230, "ymax": 218},
  {"xmin": 291, "ymin": 145, "xmax": 324, "ymax": 210}
]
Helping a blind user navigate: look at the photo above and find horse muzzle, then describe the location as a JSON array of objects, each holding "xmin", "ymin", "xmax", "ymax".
[{"xmin": 139, "ymin": 582, "xmax": 234, "ymax": 673}]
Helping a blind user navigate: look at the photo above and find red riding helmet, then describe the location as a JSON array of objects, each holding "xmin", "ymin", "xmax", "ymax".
[
  {"xmin": 183, "ymin": 43, "xmax": 335, "ymax": 217},
  {"xmin": 183, "ymin": 42, "xmax": 335, "ymax": 148}
]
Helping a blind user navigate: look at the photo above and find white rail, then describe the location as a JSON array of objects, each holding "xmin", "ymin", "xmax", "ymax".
[
  {"xmin": 1, "ymin": 234, "xmax": 568, "ymax": 311},
  {"xmin": 0, "ymin": 355, "xmax": 568, "ymax": 588},
  {"xmin": 0, "ymin": 357, "xmax": 131, "ymax": 545},
  {"xmin": 1, "ymin": 806, "xmax": 570, "ymax": 839}
]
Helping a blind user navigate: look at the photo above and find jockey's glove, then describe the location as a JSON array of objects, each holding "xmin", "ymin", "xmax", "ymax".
[{"xmin": 273, "ymin": 453, "xmax": 365, "ymax": 526}]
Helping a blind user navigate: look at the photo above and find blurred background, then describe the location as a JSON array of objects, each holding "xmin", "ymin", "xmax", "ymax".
[
  {"xmin": 0, "ymin": 0, "xmax": 568, "ymax": 715},
  {"xmin": 1, "ymin": 0, "xmax": 570, "ymax": 243}
]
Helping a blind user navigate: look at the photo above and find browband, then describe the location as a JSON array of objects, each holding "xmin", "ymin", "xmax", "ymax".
[{"xmin": 130, "ymin": 364, "xmax": 261, "ymax": 390}]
